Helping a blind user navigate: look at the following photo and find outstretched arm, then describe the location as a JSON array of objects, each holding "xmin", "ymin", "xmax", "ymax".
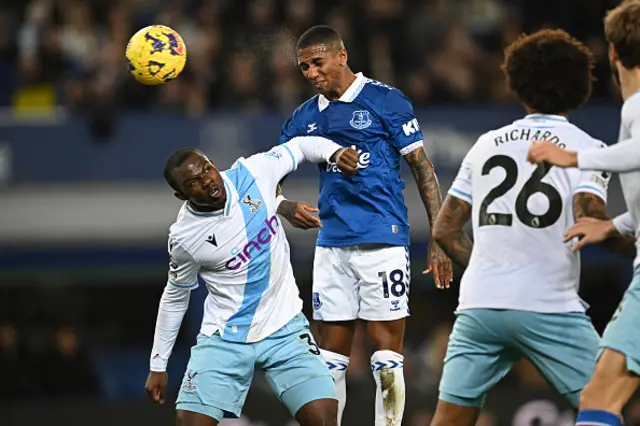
[
  {"xmin": 404, "ymin": 147, "xmax": 454, "ymax": 288},
  {"xmin": 432, "ymin": 195, "xmax": 474, "ymax": 269},
  {"xmin": 577, "ymin": 137, "xmax": 640, "ymax": 173},
  {"xmin": 528, "ymin": 137, "xmax": 640, "ymax": 173}
]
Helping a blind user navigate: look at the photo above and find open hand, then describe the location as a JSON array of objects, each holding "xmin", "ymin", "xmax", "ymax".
[
  {"xmin": 278, "ymin": 200, "xmax": 322, "ymax": 229},
  {"xmin": 425, "ymin": 242, "xmax": 453, "ymax": 289},
  {"xmin": 564, "ymin": 217, "xmax": 616, "ymax": 252}
]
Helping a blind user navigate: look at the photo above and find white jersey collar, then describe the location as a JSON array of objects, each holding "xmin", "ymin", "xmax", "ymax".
[
  {"xmin": 524, "ymin": 113, "xmax": 568, "ymax": 122},
  {"xmin": 317, "ymin": 72, "xmax": 367, "ymax": 112}
]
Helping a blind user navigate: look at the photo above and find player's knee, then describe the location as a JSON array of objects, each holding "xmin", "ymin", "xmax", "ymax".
[
  {"xmin": 317, "ymin": 321, "xmax": 355, "ymax": 356},
  {"xmin": 579, "ymin": 381, "xmax": 602, "ymax": 410},
  {"xmin": 176, "ymin": 410, "xmax": 219, "ymax": 426},
  {"xmin": 367, "ymin": 320, "xmax": 405, "ymax": 352},
  {"xmin": 579, "ymin": 352, "xmax": 638, "ymax": 413}
]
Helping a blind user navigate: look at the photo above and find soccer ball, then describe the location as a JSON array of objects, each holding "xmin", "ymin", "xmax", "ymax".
[{"xmin": 125, "ymin": 25, "xmax": 187, "ymax": 86}]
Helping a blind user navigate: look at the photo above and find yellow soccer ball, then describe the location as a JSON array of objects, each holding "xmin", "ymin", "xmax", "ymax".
[{"xmin": 125, "ymin": 25, "xmax": 187, "ymax": 86}]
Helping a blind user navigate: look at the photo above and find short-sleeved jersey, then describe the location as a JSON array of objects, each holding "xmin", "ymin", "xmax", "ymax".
[
  {"xmin": 449, "ymin": 114, "xmax": 610, "ymax": 313},
  {"xmin": 280, "ymin": 73, "xmax": 424, "ymax": 247},
  {"xmin": 166, "ymin": 142, "xmax": 306, "ymax": 343}
]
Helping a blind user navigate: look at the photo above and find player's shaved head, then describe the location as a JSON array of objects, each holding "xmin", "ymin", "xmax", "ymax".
[
  {"xmin": 164, "ymin": 148, "xmax": 205, "ymax": 192},
  {"xmin": 296, "ymin": 25, "xmax": 344, "ymax": 52},
  {"xmin": 502, "ymin": 29, "xmax": 595, "ymax": 114}
]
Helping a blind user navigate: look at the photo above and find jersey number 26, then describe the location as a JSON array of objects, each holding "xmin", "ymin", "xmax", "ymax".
[{"xmin": 479, "ymin": 155, "xmax": 562, "ymax": 229}]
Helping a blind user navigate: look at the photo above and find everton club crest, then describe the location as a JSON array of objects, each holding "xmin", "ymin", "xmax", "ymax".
[{"xmin": 349, "ymin": 110, "xmax": 372, "ymax": 129}]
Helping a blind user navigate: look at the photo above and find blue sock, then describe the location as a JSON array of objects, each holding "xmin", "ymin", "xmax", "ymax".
[{"xmin": 576, "ymin": 410, "xmax": 622, "ymax": 426}]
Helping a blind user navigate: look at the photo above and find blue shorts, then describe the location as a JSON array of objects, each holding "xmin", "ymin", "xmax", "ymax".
[
  {"xmin": 439, "ymin": 309, "xmax": 599, "ymax": 408},
  {"xmin": 600, "ymin": 267, "xmax": 640, "ymax": 375},
  {"xmin": 176, "ymin": 313, "xmax": 337, "ymax": 420}
]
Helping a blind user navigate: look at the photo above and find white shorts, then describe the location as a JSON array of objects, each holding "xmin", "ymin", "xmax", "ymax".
[{"xmin": 312, "ymin": 244, "xmax": 411, "ymax": 322}]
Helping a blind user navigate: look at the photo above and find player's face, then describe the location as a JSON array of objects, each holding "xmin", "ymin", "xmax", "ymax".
[
  {"xmin": 175, "ymin": 153, "xmax": 226, "ymax": 210},
  {"xmin": 297, "ymin": 44, "xmax": 346, "ymax": 97}
]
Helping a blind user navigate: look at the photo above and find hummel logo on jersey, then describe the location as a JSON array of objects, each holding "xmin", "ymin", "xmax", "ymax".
[
  {"xmin": 307, "ymin": 122, "xmax": 317, "ymax": 133},
  {"xmin": 206, "ymin": 234, "xmax": 217, "ymax": 246},
  {"xmin": 402, "ymin": 118, "xmax": 420, "ymax": 136},
  {"xmin": 242, "ymin": 194, "xmax": 262, "ymax": 213}
]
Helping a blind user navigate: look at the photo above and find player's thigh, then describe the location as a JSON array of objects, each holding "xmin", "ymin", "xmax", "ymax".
[
  {"xmin": 257, "ymin": 313, "xmax": 338, "ymax": 418},
  {"xmin": 439, "ymin": 309, "xmax": 518, "ymax": 407},
  {"xmin": 295, "ymin": 397, "xmax": 338, "ymax": 426},
  {"xmin": 512, "ymin": 311, "xmax": 599, "ymax": 408},
  {"xmin": 352, "ymin": 244, "xmax": 410, "ymax": 321},
  {"xmin": 431, "ymin": 399, "xmax": 480, "ymax": 426},
  {"xmin": 312, "ymin": 246, "xmax": 359, "ymax": 321},
  {"xmin": 176, "ymin": 409, "xmax": 219, "ymax": 426},
  {"xmin": 176, "ymin": 333, "xmax": 255, "ymax": 420},
  {"xmin": 601, "ymin": 269, "xmax": 640, "ymax": 378}
]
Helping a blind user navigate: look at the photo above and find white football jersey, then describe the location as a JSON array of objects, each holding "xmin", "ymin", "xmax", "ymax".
[
  {"xmin": 449, "ymin": 114, "xmax": 610, "ymax": 313},
  {"xmin": 615, "ymin": 92, "xmax": 640, "ymax": 267},
  {"xmin": 167, "ymin": 144, "xmax": 305, "ymax": 343}
]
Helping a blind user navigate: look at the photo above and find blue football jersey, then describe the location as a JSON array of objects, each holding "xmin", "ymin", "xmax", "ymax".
[{"xmin": 279, "ymin": 73, "xmax": 424, "ymax": 247}]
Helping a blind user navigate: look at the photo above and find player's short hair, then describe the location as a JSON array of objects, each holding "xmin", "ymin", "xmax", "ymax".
[
  {"xmin": 605, "ymin": 0, "xmax": 640, "ymax": 69},
  {"xmin": 296, "ymin": 25, "xmax": 344, "ymax": 51},
  {"xmin": 501, "ymin": 29, "xmax": 595, "ymax": 114},
  {"xmin": 164, "ymin": 148, "xmax": 204, "ymax": 192}
]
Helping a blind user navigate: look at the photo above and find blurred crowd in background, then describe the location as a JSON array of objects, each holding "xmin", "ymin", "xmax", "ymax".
[{"xmin": 0, "ymin": 0, "xmax": 624, "ymax": 118}]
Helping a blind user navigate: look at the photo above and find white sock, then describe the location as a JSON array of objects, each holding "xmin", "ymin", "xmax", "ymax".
[
  {"xmin": 371, "ymin": 350, "xmax": 405, "ymax": 426},
  {"xmin": 320, "ymin": 348, "xmax": 349, "ymax": 425}
]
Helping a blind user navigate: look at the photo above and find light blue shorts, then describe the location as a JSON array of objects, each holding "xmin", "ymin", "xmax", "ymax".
[
  {"xmin": 176, "ymin": 313, "xmax": 337, "ymax": 420},
  {"xmin": 439, "ymin": 309, "xmax": 599, "ymax": 408},
  {"xmin": 600, "ymin": 267, "xmax": 640, "ymax": 375}
]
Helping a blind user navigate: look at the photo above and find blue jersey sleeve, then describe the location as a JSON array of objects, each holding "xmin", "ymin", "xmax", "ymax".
[
  {"xmin": 381, "ymin": 89, "xmax": 425, "ymax": 155},
  {"xmin": 279, "ymin": 116, "xmax": 298, "ymax": 145}
]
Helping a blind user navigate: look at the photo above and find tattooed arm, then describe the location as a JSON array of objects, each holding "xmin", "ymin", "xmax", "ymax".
[
  {"xmin": 404, "ymin": 147, "xmax": 453, "ymax": 287},
  {"xmin": 433, "ymin": 195, "xmax": 474, "ymax": 268},
  {"xmin": 404, "ymin": 148, "xmax": 444, "ymax": 228},
  {"xmin": 572, "ymin": 192, "xmax": 636, "ymax": 258}
]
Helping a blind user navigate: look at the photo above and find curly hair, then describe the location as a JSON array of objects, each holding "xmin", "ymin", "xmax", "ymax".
[
  {"xmin": 605, "ymin": 0, "xmax": 640, "ymax": 70},
  {"xmin": 501, "ymin": 29, "xmax": 595, "ymax": 114}
]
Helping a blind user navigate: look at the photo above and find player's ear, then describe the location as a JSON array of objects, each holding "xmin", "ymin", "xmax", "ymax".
[
  {"xmin": 609, "ymin": 43, "xmax": 619, "ymax": 63},
  {"xmin": 174, "ymin": 191, "xmax": 187, "ymax": 201},
  {"xmin": 338, "ymin": 49, "xmax": 347, "ymax": 67}
]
